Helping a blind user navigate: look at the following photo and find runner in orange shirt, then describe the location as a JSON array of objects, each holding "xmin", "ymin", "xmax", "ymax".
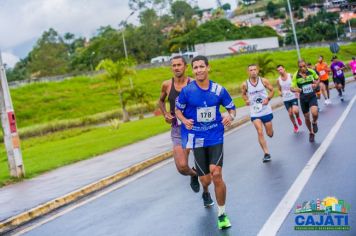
[{"xmin": 315, "ymin": 56, "xmax": 331, "ymax": 105}]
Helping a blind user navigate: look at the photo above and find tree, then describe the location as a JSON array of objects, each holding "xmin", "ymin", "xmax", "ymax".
[
  {"xmin": 5, "ymin": 58, "xmax": 30, "ymax": 81},
  {"xmin": 255, "ymin": 54, "xmax": 275, "ymax": 77},
  {"xmin": 27, "ymin": 28, "xmax": 69, "ymax": 78},
  {"xmin": 129, "ymin": 9, "xmax": 167, "ymax": 61},
  {"xmin": 287, "ymin": 0, "xmax": 313, "ymax": 11},
  {"xmin": 171, "ymin": 1, "xmax": 195, "ymax": 21},
  {"xmin": 297, "ymin": 8, "xmax": 304, "ymax": 19},
  {"xmin": 266, "ymin": 1, "xmax": 278, "ymax": 17},
  {"xmin": 96, "ymin": 59, "xmax": 136, "ymax": 122},
  {"xmin": 212, "ymin": 8, "xmax": 225, "ymax": 19},
  {"xmin": 63, "ymin": 32, "xmax": 79, "ymax": 55},
  {"xmin": 64, "ymin": 32, "xmax": 75, "ymax": 44},
  {"xmin": 222, "ymin": 3, "xmax": 231, "ymax": 11},
  {"xmin": 70, "ymin": 26, "xmax": 124, "ymax": 72},
  {"xmin": 128, "ymin": 86, "xmax": 152, "ymax": 119}
]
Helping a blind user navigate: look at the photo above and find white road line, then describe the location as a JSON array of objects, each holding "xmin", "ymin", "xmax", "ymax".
[
  {"xmin": 257, "ymin": 94, "xmax": 356, "ymax": 236},
  {"xmin": 13, "ymin": 158, "xmax": 173, "ymax": 236}
]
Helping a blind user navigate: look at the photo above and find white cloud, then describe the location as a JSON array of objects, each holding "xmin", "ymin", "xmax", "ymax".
[
  {"xmin": 1, "ymin": 52, "xmax": 20, "ymax": 68},
  {"xmin": 0, "ymin": 0, "xmax": 235, "ymax": 60}
]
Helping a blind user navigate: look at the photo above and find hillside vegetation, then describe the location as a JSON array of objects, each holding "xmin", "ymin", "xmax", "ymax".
[{"xmin": 11, "ymin": 43, "xmax": 356, "ymax": 129}]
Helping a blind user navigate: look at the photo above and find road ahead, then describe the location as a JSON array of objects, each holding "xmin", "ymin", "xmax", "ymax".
[{"xmin": 16, "ymin": 83, "xmax": 356, "ymax": 236}]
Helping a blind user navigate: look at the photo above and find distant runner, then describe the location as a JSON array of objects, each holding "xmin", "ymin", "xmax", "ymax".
[
  {"xmin": 276, "ymin": 64, "xmax": 302, "ymax": 133},
  {"xmin": 291, "ymin": 59, "xmax": 320, "ymax": 142},
  {"xmin": 158, "ymin": 55, "xmax": 200, "ymax": 193},
  {"xmin": 330, "ymin": 55, "xmax": 346, "ymax": 101},
  {"xmin": 349, "ymin": 57, "xmax": 356, "ymax": 80},
  {"xmin": 241, "ymin": 64, "xmax": 274, "ymax": 162},
  {"xmin": 176, "ymin": 55, "xmax": 236, "ymax": 230},
  {"xmin": 315, "ymin": 56, "xmax": 331, "ymax": 105}
]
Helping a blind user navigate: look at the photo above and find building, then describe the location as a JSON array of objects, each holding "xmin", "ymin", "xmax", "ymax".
[
  {"xmin": 263, "ymin": 18, "xmax": 285, "ymax": 35},
  {"xmin": 230, "ymin": 11, "xmax": 264, "ymax": 26}
]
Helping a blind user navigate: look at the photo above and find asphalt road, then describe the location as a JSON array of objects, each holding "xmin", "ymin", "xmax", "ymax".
[{"xmin": 16, "ymin": 83, "xmax": 356, "ymax": 236}]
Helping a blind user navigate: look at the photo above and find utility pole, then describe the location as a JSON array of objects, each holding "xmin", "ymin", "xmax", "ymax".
[
  {"xmin": 120, "ymin": 11, "xmax": 135, "ymax": 89},
  {"xmin": 286, "ymin": 0, "xmax": 301, "ymax": 60},
  {"xmin": 121, "ymin": 11, "xmax": 135, "ymax": 60},
  {"xmin": 0, "ymin": 52, "xmax": 25, "ymax": 177},
  {"xmin": 334, "ymin": 23, "xmax": 339, "ymax": 41}
]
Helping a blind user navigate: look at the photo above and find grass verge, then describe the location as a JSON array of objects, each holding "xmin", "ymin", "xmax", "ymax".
[{"xmin": 0, "ymin": 116, "xmax": 169, "ymax": 186}]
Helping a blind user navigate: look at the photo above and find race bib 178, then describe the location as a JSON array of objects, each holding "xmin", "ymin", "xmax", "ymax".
[{"xmin": 197, "ymin": 106, "xmax": 216, "ymax": 122}]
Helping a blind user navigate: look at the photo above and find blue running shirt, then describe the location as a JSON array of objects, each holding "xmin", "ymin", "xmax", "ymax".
[{"xmin": 176, "ymin": 80, "xmax": 235, "ymax": 148}]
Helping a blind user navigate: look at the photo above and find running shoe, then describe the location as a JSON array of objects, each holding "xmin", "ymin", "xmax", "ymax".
[
  {"xmin": 312, "ymin": 122, "xmax": 318, "ymax": 133},
  {"xmin": 202, "ymin": 192, "xmax": 214, "ymax": 207},
  {"xmin": 324, "ymin": 99, "xmax": 329, "ymax": 105},
  {"xmin": 263, "ymin": 153, "xmax": 271, "ymax": 163},
  {"xmin": 218, "ymin": 214, "xmax": 231, "ymax": 230},
  {"xmin": 190, "ymin": 167, "xmax": 200, "ymax": 193},
  {"xmin": 293, "ymin": 125, "xmax": 299, "ymax": 133},
  {"xmin": 340, "ymin": 96, "xmax": 344, "ymax": 102},
  {"xmin": 309, "ymin": 133, "xmax": 315, "ymax": 143},
  {"xmin": 297, "ymin": 117, "xmax": 302, "ymax": 126}
]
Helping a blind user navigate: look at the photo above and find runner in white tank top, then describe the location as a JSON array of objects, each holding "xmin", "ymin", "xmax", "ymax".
[
  {"xmin": 276, "ymin": 64, "xmax": 302, "ymax": 133},
  {"xmin": 241, "ymin": 64, "xmax": 274, "ymax": 163}
]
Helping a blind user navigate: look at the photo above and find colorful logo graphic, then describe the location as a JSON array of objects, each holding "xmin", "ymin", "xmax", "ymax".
[{"xmin": 294, "ymin": 197, "xmax": 351, "ymax": 231}]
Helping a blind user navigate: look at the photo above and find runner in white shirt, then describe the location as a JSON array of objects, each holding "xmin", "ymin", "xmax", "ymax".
[
  {"xmin": 241, "ymin": 64, "xmax": 274, "ymax": 163},
  {"xmin": 276, "ymin": 65, "xmax": 302, "ymax": 133}
]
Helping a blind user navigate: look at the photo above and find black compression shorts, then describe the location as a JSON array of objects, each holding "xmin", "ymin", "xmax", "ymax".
[{"xmin": 193, "ymin": 143, "xmax": 223, "ymax": 176}]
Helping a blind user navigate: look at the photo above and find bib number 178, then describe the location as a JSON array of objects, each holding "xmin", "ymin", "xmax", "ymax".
[{"xmin": 197, "ymin": 106, "xmax": 216, "ymax": 122}]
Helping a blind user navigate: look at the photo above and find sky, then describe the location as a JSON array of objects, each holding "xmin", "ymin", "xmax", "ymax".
[{"xmin": 0, "ymin": 0, "xmax": 237, "ymax": 67}]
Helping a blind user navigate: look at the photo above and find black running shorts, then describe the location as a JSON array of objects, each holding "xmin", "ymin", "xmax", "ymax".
[
  {"xmin": 193, "ymin": 143, "xmax": 223, "ymax": 176},
  {"xmin": 300, "ymin": 94, "xmax": 318, "ymax": 114},
  {"xmin": 320, "ymin": 80, "xmax": 329, "ymax": 87},
  {"xmin": 284, "ymin": 98, "xmax": 299, "ymax": 111},
  {"xmin": 333, "ymin": 76, "xmax": 345, "ymax": 85}
]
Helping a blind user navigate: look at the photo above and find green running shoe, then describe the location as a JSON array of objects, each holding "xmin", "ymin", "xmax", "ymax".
[{"xmin": 218, "ymin": 213, "xmax": 231, "ymax": 230}]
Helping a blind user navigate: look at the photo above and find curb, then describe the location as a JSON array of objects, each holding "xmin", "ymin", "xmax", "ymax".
[
  {"xmin": 0, "ymin": 151, "xmax": 173, "ymax": 234},
  {"xmin": 1, "ymin": 79, "xmax": 353, "ymax": 233}
]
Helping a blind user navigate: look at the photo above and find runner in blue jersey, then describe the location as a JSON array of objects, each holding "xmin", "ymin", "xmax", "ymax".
[{"xmin": 175, "ymin": 55, "xmax": 236, "ymax": 230}]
